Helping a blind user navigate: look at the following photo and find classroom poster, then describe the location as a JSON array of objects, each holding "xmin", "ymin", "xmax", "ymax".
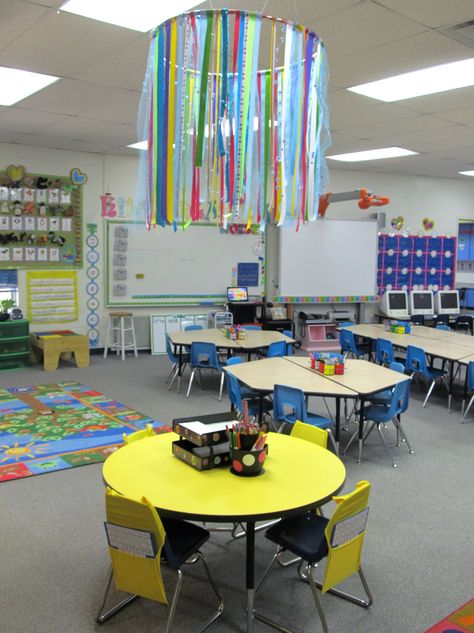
[{"xmin": 26, "ymin": 270, "xmax": 79, "ymax": 323}]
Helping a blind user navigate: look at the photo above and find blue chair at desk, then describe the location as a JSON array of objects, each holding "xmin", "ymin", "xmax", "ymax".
[
  {"xmin": 165, "ymin": 334, "xmax": 189, "ymax": 392},
  {"xmin": 405, "ymin": 345, "xmax": 448, "ymax": 408},
  {"xmin": 226, "ymin": 370, "xmax": 273, "ymax": 421},
  {"xmin": 186, "ymin": 342, "xmax": 225, "ymax": 400},
  {"xmin": 339, "ymin": 329, "xmax": 370, "ymax": 359}
]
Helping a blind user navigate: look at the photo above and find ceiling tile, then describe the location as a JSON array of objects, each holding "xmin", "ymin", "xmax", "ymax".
[
  {"xmin": 375, "ymin": 0, "xmax": 474, "ymax": 29},
  {"xmin": 335, "ymin": 113, "xmax": 454, "ymax": 138},
  {"xmin": 331, "ymin": 102, "xmax": 420, "ymax": 130},
  {"xmin": 329, "ymin": 30, "xmax": 474, "ymax": 88},
  {"xmin": 32, "ymin": 116, "xmax": 136, "ymax": 143},
  {"xmin": 433, "ymin": 106, "xmax": 474, "ymax": 124},
  {"xmin": 72, "ymin": 37, "xmax": 150, "ymax": 91},
  {"xmin": 18, "ymin": 79, "xmax": 136, "ymax": 115},
  {"xmin": 0, "ymin": 107, "xmax": 71, "ymax": 133},
  {"xmin": 328, "ymin": 89, "xmax": 377, "ymax": 112},
  {"xmin": 372, "ymin": 124, "xmax": 474, "ymax": 148},
  {"xmin": 396, "ymin": 86, "xmax": 474, "ymax": 114},
  {"xmin": 79, "ymin": 91, "xmax": 140, "ymax": 125},
  {"xmin": 314, "ymin": 1, "xmax": 426, "ymax": 60},
  {"xmin": 0, "ymin": 0, "xmax": 49, "ymax": 51},
  {"xmin": 0, "ymin": 10, "xmax": 140, "ymax": 76}
]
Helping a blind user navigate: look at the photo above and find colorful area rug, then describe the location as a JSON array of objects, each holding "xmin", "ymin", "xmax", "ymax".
[
  {"xmin": 425, "ymin": 598, "xmax": 474, "ymax": 633},
  {"xmin": 0, "ymin": 381, "xmax": 171, "ymax": 482}
]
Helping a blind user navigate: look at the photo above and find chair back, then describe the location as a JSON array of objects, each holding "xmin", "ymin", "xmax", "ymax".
[
  {"xmin": 274, "ymin": 384, "xmax": 306, "ymax": 424},
  {"xmin": 338, "ymin": 321, "xmax": 355, "ymax": 328},
  {"xmin": 282, "ymin": 329, "xmax": 294, "ymax": 355},
  {"xmin": 339, "ymin": 329, "xmax": 356, "ymax": 355},
  {"xmin": 435, "ymin": 314, "xmax": 450, "ymax": 327},
  {"xmin": 226, "ymin": 356, "xmax": 243, "ymax": 367},
  {"xmin": 455, "ymin": 315, "xmax": 472, "ymax": 333},
  {"xmin": 467, "ymin": 361, "xmax": 474, "ymax": 390},
  {"xmin": 123, "ymin": 423, "xmax": 155, "ymax": 444},
  {"xmin": 410, "ymin": 314, "xmax": 425, "ymax": 325},
  {"xmin": 104, "ymin": 488, "xmax": 167, "ymax": 604},
  {"xmin": 291, "ymin": 420, "xmax": 328, "ymax": 448},
  {"xmin": 375, "ymin": 338, "xmax": 394, "ymax": 365},
  {"xmin": 165, "ymin": 334, "xmax": 177, "ymax": 363},
  {"xmin": 388, "ymin": 361, "xmax": 405, "ymax": 374},
  {"xmin": 226, "ymin": 371, "xmax": 244, "ymax": 412},
  {"xmin": 436, "ymin": 323, "xmax": 451, "ymax": 331},
  {"xmin": 393, "ymin": 379, "xmax": 410, "ymax": 416},
  {"xmin": 243, "ymin": 325, "xmax": 262, "ymax": 330},
  {"xmin": 190, "ymin": 341, "xmax": 220, "ymax": 369},
  {"xmin": 322, "ymin": 481, "xmax": 371, "ymax": 593},
  {"xmin": 184, "ymin": 324, "xmax": 203, "ymax": 331},
  {"xmin": 405, "ymin": 345, "xmax": 427, "ymax": 375},
  {"xmin": 267, "ymin": 340, "xmax": 287, "ymax": 357}
]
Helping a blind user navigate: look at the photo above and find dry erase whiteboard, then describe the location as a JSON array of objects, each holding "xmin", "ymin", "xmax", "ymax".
[
  {"xmin": 277, "ymin": 219, "xmax": 378, "ymax": 299},
  {"xmin": 105, "ymin": 221, "xmax": 265, "ymax": 306}
]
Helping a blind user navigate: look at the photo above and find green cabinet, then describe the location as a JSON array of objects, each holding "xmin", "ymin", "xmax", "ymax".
[{"xmin": 0, "ymin": 320, "xmax": 30, "ymax": 370}]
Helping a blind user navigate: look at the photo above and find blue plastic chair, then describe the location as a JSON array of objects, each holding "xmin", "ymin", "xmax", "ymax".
[
  {"xmin": 165, "ymin": 334, "xmax": 189, "ymax": 392},
  {"xmin": 369, "ymin": 361, "xmax": 406, "ymax": 405},
  {"xmin": 282, "ymin": 329, "xmax": 294, "ymax": 355},
  {"xmin": 186, "ymin": 342, "xmax": 225, "ymax": 400},
  {"xmin": 226, "ymin": 370, "xmax": 272, "ymax": 419},
  {"xmin": 242, "ymin": 325, "xmax": 262, "ymax": 330},
  {"xmin": 405, "ymin": 345, "xmax": 448, "ymax": 408},
  {"xmin": 461, "ymin": 361, "xmax": 474, "ymax": 422},
  {"xmin": 344, "ymin": 379, "xmax": 413, "ymax": 467},
  {"xmin": 266, "ymin": 340, "xmax": 287, "ymax": 358},
  {"xmin": 374, "ymin": 338, "xmax": 395, "ymax": 365},
  {"xmin": 224, "ymin": 357, "xmax": 260, "ymax": 399},
  {"xmin": 273, "ymin": 384, "xmax": 336, "ymax": 450},
  {"xmin": 339, "ymin": 329, "xmax": 370, "ymax": 359},
  {"xmin": 436, "ymin": 323, "xmax": 451, "ymax": 331},
  {"xmin": 184, "ymin": 324, "xmax": 203, "ymax": 331}
]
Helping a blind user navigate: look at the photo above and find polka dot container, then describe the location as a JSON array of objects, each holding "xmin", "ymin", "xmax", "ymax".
[{"xmin": 230, "ymin": 446, "xmax": 267, "ymax": 476}]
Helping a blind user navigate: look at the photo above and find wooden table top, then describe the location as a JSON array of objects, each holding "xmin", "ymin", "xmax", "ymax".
[
  {"xmin": 224, "ymin": 356, "xmax": 357, "ymax": 397},
  {"xmin": 288, "ymin": 357, "xmax": 410, "ymax": 395}
]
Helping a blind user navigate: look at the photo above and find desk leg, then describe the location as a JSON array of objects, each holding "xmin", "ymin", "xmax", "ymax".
[
  {"xmin": 246, "ymin": 520, "xmax": 256, "ymax": 633},
  {"xmin": 335, "ymin": 398, "xmax": 340, "ymax": 455},
  {"xmin": 462, "ymin": 364, "xmax": 468, "ymax": 418},
  {"xmin": 258, "ymin": 394, "xmax": 264, "ymax": 424},
  {"xmin": 448, "ymin": 361, "xmax": 454, "ymax": 413},
  {"xmin": 358, "ymin": 397, "xmax": 365, "ymax": 464},
  {"xmin": 177, "ymin": 344, "xmax": 184, "ymax": 392}
]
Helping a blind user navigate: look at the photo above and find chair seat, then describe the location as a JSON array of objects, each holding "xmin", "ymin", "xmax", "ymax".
[
  {"xmin": 364, "ymin": 403, "xmax": 395, "ymax": 423},
  {"xmin": 162, "ymin": 518, "xmax": 210, "ymax": 569},
  {"xmin": 245, "ymin": 396, "xmax": 273, "ymax": 416},
  {"xmin": 425, "ymin": 367, "xmax": 446, "ymax": 379},
  {"xmin": 265, "ymin": 512, "xmax": 329, "ymax": 564},
  {"xmin": 369, "ymin": 389, "xmax": 392, "ymax": 405}
]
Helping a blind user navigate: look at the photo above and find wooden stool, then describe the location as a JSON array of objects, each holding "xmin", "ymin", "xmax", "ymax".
[{"xmin": 103, "ymin": 312, "xmax": 138, "ymax": 361}]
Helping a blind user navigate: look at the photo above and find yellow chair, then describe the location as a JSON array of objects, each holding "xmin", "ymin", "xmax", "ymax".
[
  {"xmin": 122, "ymin": 423, "xmax": 155, "ymax": 444},
  {"xmin": 96, "ymin": 488, "xmax": 223, "ymax": 632},
  {"xmin": 291, "ymin": 420, "xmax": 328, "ymax": 448},
  {"xmin": 255, "ymin": 481, "xmax": 373, "ymax": 633}
]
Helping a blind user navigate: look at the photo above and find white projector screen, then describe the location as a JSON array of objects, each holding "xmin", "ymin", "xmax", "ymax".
[{"xmin": 278, "ymin": 219, "xmax": 378, "ymax": 297}]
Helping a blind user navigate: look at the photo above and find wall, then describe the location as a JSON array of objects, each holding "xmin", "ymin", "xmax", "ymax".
[{"xmin": 2, "ymin": 139, "xmax": 474, "ymax": 343}]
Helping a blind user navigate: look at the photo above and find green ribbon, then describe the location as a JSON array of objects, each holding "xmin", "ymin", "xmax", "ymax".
[{"xmin": 196, "ymin": 11, "xmax": 213, "ymax": 167}]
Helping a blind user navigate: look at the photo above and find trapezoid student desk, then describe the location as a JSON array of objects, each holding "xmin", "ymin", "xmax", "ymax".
[
  {"xmin": 102, "ymin": 432, "xmax": 346, "ymax": 633},
  {"xmin": 224, "ymin": 356, "xmax": 358, "ymax": 453}
]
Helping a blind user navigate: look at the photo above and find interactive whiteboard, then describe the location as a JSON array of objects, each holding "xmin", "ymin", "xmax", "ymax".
[
  {"xmin": 277, "ymin": 219, "xmax": 378, "ymax": 300},
  {"xmin": 105, "ymin": 221, "xmax": 265, "ymax": 306}
]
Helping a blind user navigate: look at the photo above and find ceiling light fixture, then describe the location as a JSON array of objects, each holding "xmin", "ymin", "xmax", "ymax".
[
  {"xmin": 60, "ymin": 0, "xmax": 200, "ymax": 32},
  {"xmin": 348, "ymin": 57, "xmax": 474, "ymax": 102},
  {"xmin": 459, "ymin": 170, "xmax": 474, "ymax": 176},
  {"xmin": 127, "ymin": 141, "xmax": 148, "ymax": 150},
  {"xmin": 328, "ymin": 147, "xmax": 417, "ymax": 162},
  {"xmin": 0, "ymin": 66, "xmax": 59, "ymax": 106}
]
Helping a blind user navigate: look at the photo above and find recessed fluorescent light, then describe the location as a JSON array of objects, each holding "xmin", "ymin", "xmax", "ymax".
[
  {"xmin": 127, "ymin": 141, "xmax": 148, "ymax": 150},
  {"xmin": 348, "ymin": 58, "xmax": 474, "ymax": 102},
  {"xmin": 60, "ymin": 0, "xmax": 200, "ymax": 32},
  {"xmin": 0, "ymin": 67, "xmax": 59, "ymax": 106},
  {"xmin": 328, "ymin": 147, "xmax": 417, "ymax": 162},
  {"xmin": 459, "ymin": 170, "xmax": 474, "ymax": 177}
]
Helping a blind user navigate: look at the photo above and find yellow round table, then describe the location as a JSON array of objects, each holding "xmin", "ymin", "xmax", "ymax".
[{"xmin": 102, "ymin": 431, "xmax": 346, "ymax": 633}]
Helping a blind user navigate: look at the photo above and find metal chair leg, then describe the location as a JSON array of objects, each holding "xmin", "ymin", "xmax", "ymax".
[
  {"xmin": 307, "ymin": 563, "xmax": 330, "ymax": 633},
  {"xmin": 342, "ymin": 427, "xmax": 359, "ymax": 455},
  {"xmin": 393, "ymin": 418, "xmax": 414, "ymax": 454},
  {"xmin": 462, "ymin": 394, "xmax": 474, "ymax": 423},
  {"xmin": 376, "ymin": 424, "xmax": 397, "ymax": 467},
  {"xmin": 96, "ymin": 565, "xmax": 138, "ymax": 623},
  {"xmin": 186, "ymin": 370, "xmax": 196, "ymax": 397},
  {"xmin": 422, "ymin": 379, "xmax": 436, "ymax": 408},
  {"xmin": 218, "ymin": 371, "xmax": 225, "ymax": 401},
  {"xmin": 166, "ymin": 362, "xmax": 177, "ymax": 384},
  {"xmin": 193, "ymin": 553, "xmax": 224, "ymax": 632},
  {"xmin": 310, "ymin": 564, "xmax": 374, "ymax": 608}
]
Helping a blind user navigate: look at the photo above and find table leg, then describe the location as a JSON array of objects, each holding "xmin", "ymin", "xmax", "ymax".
[
  {"xmin": 335, "ymin": 397, "xmax": 340, "ymax": 455},
  {"xmin": 448, "ymin": 361, "xmax": 454, "ymax": 413},
  {"xmin": 258, "ymin": 394, "xmax": 264, "ymax": 424},
  {"xmin": 358, "ymin": 397, "xmax": 365, "ymax": 464},
  {"xmin": 246, "ymin": 520, "xmax": 256, "ymax": 633},
  {"xmin": 462, "ymin": 364, "xmax": 468, "ymax": 418}
]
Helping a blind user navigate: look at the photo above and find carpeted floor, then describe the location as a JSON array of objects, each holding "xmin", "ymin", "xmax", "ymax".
[
  {"xmin": 0, "ymin": 381, "xmax": 170, "ymax": 481},
  {"xmin": 0, "ymin": 351, "xmax": 473, "ymax": 633}
]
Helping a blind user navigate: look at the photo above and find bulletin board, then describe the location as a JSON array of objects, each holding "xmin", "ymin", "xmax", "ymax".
[
  {"xmin": 104, "ymin": 220, "xmax": 266, "ymax": 306},
  {"xmin": 377, "ymin": 234, "xmax": 456, "ymax": 293},
  {"xmin": 26, "ymin": 270, "xmax": 79, "ymax": 324},
  {"xmin": 0, "ymin": 165, "xmax": 83, "ymax": 268}
]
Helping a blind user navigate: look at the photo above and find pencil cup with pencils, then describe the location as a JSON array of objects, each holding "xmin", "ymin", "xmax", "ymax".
[{"xmin": 227, "ymin": 415, "xmax": 268, "ymax": 477}]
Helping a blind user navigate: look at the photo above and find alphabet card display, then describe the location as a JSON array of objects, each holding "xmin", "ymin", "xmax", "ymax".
[{"xmin": 0, "ymin": 165, "xmax": 83, "ymax": 268}]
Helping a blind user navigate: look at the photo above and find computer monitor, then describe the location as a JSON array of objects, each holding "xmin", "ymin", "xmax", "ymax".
[
  {"xmin": 409, "ymin": 290, "xmax": 434, "ymax": 316},
  {"xmin": 227, "ymin": 286, "xmax": 248, "ymax": 302},
  {"xmin": 379, "ymin": 290, "xmax": 409, "ymax": 318},
  {"xmin": 434, "ymin": 290, "xmax": 460, "ymax": 315}
]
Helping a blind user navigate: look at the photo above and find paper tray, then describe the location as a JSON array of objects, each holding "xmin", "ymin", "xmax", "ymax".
[{"xmin": 172, "ymin": 439, "xmax": 230, "ymax": 471}]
